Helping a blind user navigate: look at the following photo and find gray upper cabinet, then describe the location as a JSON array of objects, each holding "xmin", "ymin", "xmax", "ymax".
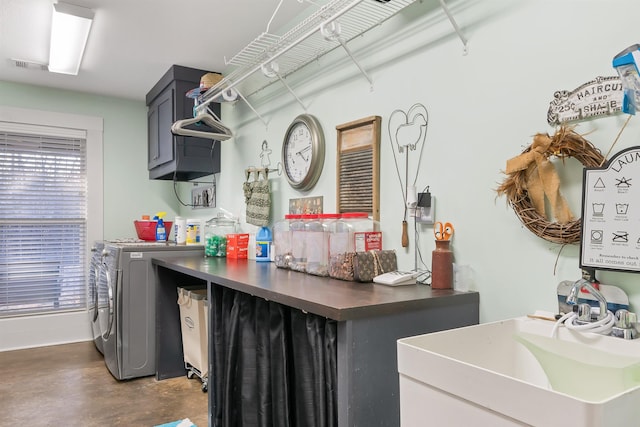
[{"xmin": 146, "ymin": 65, "xmax": 222, "ymax": 181}]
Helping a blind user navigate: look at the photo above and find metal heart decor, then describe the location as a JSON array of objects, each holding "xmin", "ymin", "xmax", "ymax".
[
  {"xmin": 387, "ymin": 103, "xmax": 429, "ymax": 248},
  {"xmin": 388, "ymin": 104, "xmax": 429, "ymax": 153}
]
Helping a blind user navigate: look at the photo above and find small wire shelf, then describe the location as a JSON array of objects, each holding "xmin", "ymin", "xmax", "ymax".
[
  {"xmin": 197, "ymin": 0, "xmax": 421, "ymax": 111},
  {"xmin": 193, "ymin": 0, "xmax": 467, "ymax": 127}
]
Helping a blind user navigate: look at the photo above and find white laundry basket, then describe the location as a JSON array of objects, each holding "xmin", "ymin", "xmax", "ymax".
[{"xmin": 177, "ymin": 287, "xmax": 208, "ymax": 387}]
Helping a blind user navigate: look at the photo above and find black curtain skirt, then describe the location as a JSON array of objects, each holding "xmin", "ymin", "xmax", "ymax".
[{"xmin": 211, "ymin": 286, "xmax": 338, "ymax": 427}]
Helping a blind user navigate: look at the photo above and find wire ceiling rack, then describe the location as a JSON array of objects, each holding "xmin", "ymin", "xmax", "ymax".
[{"xmin": 195, "ymin": 0, "xmax": 466, "ymax": 123}]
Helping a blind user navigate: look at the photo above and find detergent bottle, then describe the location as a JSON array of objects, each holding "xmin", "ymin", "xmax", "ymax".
[
  {"xmin": 255, "ymin": 226, "xmax": 272, "ymax": 262},
  {"xmin": 154, "ymin": 211, "xmax": 167, "ymax": 242}
]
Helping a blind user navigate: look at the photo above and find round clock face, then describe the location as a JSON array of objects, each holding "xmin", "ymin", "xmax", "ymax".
[{"xmin": 282, "ymin": 114, "xmax": 325, "ymax": 191}]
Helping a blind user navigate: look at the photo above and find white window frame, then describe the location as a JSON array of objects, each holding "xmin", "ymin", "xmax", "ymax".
[{"xmin": 0, "ymin": 106, "xmax": 103, "ymax": 351}]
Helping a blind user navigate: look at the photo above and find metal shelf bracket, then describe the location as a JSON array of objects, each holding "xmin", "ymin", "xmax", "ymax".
[
  {"xmin": 262, "ymin": 61, "xmax": 308, "ymax": 111},
  {"xmin": 438, "ymin": 0, "xmax": 469, "ymax": 54},
  {"xmin": 321, "ymin": 21, "xmax": 374, "ymax": 91}
]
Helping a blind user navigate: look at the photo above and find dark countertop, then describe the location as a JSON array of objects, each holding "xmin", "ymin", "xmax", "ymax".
[{"xmin": 154, "ymin": 256, "xmax": 479, "ymax": 321}]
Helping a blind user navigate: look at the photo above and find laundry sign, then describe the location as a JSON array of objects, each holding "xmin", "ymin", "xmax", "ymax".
[
  {"xmin": 547, "ymin": 76, "xmax": 623, "ymax": 125},
  {"xmin": 580, "ymin": 146, "xmax": 640, "ymax": 273}
]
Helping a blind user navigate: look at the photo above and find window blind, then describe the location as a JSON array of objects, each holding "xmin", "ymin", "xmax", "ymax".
[{"xmin": 0, "ymin": 131, "xmax": 87, "ymax": 317}]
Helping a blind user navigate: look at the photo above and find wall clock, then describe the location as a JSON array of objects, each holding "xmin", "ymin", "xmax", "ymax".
[{"xmin": 281, "ymin": 113, "xmax": 325, "ymax": 191}]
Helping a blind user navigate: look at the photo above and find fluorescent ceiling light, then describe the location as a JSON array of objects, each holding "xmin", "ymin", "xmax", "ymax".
[{"xmin": 48, "ymin": 2, "xmax": 94, "ymax": 75}]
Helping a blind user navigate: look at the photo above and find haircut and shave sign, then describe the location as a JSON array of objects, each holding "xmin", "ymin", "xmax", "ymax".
[
  {"xmin": 580, "ymin": 146, "xmax": 640, "ymax": 273},
  {"xmin": 547, "ymin": 76, "xmax": 623, "ymax": 125}
]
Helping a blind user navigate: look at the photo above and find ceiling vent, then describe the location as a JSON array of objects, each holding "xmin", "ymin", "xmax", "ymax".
[{"xmin": 10, "ymin": 59, "xmax": 48, "ymax": 71}]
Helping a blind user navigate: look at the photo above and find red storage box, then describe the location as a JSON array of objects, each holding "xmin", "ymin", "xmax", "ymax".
[{"xmin": 227, "ymin": 233, "xmax": 249, "ymax": 259}]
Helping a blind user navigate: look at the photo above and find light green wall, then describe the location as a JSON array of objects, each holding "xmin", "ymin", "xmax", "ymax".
[
  {"xmin": 0, "ymin": 81, "xmax": 180, "ymax": 239},
  {"xmin": 2, "ymin": 0, "xmax": 639, "ymax": 324},
  {"xmin": 190, "ymin": 0, "xmax": 640, "ymax": 322}
]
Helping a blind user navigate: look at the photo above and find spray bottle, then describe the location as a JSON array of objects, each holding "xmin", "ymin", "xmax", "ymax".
[
  {"xmin": 613, "ymin": 44, "xmax": 640, "ymax": 114},
  {"xmin": 154, "ymin": 211, "xmax": 167, "ymax": 242}
]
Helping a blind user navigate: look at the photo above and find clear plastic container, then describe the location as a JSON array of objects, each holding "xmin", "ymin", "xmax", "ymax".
[
  {"xmin": 204, "ymin": 214, "xmax": 238, "ymax": 257},
  {"xmin": 305, "ymin": 213, "xmax": 338, "ymax": 276},
  {"xmin": 337, "ymin": 212, "xmax": 382, "ymax": 252},
  {"xmin": 330, "ymin": 216, "xmax": 351, "ymax": 257},
  {"xmin": 321, "ymin": 213, "xmax": 340, "ymax": 235},
  {"xmin": 274, "ymin": 214, "xmax": 295, "ymax": 269},
  {"xmin": 289, "ymin": 214, "xmax": 308, "ymax": 272},
  {"xmin": 304, "ymin": 215, "xmax": 323, "ymax": 274}
]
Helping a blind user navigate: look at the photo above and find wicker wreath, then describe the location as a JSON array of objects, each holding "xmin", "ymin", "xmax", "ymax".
[{"xmin": 496, "ymin": 126, "xmax": 604, "ymax": 245}]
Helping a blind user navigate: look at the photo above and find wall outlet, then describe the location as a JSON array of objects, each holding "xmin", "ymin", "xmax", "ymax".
[
  {"xmin": 416, "ymin": 195, "xmax": 435, "ymax": 224},
  {"xmin": 191, "ymin": 184, "xmax": 216, "ymax": 209}
]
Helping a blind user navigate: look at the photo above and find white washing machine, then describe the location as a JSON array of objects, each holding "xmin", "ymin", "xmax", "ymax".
[{"xmin": 94, "ymin": 240, "xmax": 203, "ymax": 380}]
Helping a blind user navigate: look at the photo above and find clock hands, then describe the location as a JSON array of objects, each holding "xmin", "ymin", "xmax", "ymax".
[{"xmin": 296, "ymin": 145, "xmax": 311, "ymax": 162}]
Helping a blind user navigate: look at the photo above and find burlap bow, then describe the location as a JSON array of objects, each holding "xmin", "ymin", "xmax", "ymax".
[{"xmin": 505, "ymin": 133, "xmax": 574, "ymax": 224}]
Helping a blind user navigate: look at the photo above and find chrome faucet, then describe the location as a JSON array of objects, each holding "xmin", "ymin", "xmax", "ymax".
[
  {"xmin": 566, "ymin": 278, "xmax": 608, "ymax": 321},
  {"xmin": 611, "ymin": 309, "xmax": 638, "ymax": 340}
]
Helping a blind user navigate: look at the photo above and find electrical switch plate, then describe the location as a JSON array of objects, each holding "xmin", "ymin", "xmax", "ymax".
[{"xmin": 191, "ymin": 184, "xmax": 216, "ymax": 209}]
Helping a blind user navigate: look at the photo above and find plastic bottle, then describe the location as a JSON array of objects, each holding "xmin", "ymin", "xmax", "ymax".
[
  {"xmin": 174, "ymin": 216, "xmax": 186, "ymax": 245},
  {"xmin": 256, "ymin": 226, "xmax": 272, "ymax": 262},
  {"xmin": 186, "ymin": 218, "xmax": 203, "ymax": 245},
  {"xmin": 154, "ymin": 212, "xmax": 167, "ymax": 242}
]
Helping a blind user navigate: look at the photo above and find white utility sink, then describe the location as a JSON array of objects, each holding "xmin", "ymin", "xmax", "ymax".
[{"xmin": 397, "ymin": 316, "xmax": 640, "ymax": 427}]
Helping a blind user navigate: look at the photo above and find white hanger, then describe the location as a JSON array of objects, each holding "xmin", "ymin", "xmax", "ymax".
[{"xmin": 171, "ymin": 111, "xmax": 233, "ymax": 141}]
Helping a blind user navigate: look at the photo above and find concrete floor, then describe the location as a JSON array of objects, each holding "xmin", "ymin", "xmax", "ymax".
[{"xmin": 0, "ymin": 341, "xmax": 208, "ymax": 426}]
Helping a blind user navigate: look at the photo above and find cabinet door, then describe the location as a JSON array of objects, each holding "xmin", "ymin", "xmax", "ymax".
[
  {"xmin": 148, "ymin": 88, "xmax": 174, "ymax": 170},
  {"xmin": 148, "ymin": 106, "xmax": 159, "ymax": 168}
]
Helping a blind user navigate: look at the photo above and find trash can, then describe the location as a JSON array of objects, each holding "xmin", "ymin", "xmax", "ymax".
[{"xmin": 177, "ymin": 286, "xmax": 208, "ymax": 392}]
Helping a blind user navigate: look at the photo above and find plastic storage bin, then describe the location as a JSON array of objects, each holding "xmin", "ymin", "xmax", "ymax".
[{"xmin": 177, "ymin": 286, "xmax": 208, "ymax": 392}]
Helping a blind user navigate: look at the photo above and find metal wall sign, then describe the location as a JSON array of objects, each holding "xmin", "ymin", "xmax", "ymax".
[
  {"xmin": 547, "ymin": 76, "xmax": 623, "ymax": 125},
  {"xmin": 580, "ymin": 146, "xmax": 640, "ymax": 273}
]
